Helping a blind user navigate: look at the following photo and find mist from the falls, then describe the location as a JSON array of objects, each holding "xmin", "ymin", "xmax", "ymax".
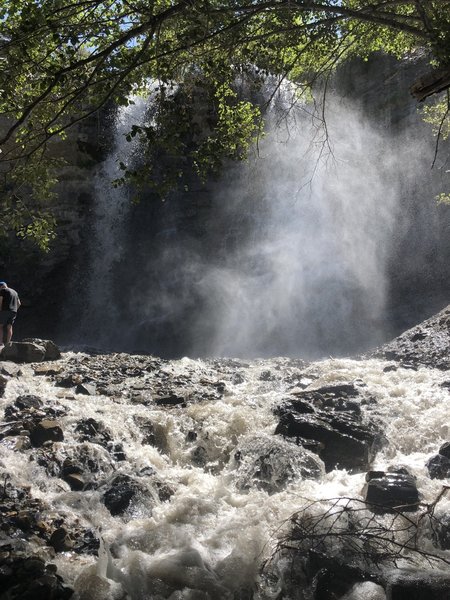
[
  {"xmin": 76, "ymin": 91, "xmax": 429, "ymax": 359},
  {"xmin": 185, "ymin": 98, "xmax": 404, "ymax": 357}
]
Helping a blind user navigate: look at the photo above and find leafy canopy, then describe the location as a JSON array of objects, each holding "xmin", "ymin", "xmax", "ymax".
[{"xmin": 1, "ymin": 0, "xmax": 449, "ymax": 248}]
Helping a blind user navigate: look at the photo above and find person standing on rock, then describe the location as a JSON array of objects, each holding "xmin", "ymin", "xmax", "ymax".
[{"xmin": 0, "ymin": 281, "xmax": 21, "ymax": 348}]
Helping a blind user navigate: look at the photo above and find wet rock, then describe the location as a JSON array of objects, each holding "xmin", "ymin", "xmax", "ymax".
[
  {"xmin": 0, "ymin": 374, "xmax": 7, "ymax": 397},
  {"xmin": 426, "ymin": 454, "xmax": 450, "ymax": 479},
  {"xmin": 75, "ymin": 418, "xmax": 112, "ymax": 444},
  {"xmin": 75, "ymin": 382, "xmax": 97, "ymax": 396},
  {"xmin": 438, "ymin": 441, "xmax": 450, "ymax": 459},
  {"xmin": 61, "ymin": 459, "xmax": 85, "ymax": 491},
  {"xmin": 370, "ymin": 304, "xmax": 450, "ymax": 370},
  {"xmin": 55, "ymin": 373, "xmax": 83, "ymax": 387},
  {"xmin": 0, "ymin": 551, "xmax": 73, "ymax": 599},
  {"xmin": 274, "ymin": 384, "xmax": 381, "ymax": 472},
  {"xmin": 0, "ymin": 362, "xmax": 22, "ymax": 377},
  {"xmin": 2, "ymin": 396, "xmax": 66, "ymax": 444},
  {"xmin": 30, "ymin": 420, "xmax": 64, "ymax": 447},
  {"xmin": 259, "ymin": 370, "xmax": 275, "ymax": 381},
  {"xmin": 63, "ymin": 472, "xmax": 85, "ymax": 491},
  {"xmin": 388, "ymin": 570, "xmax": 450, "ymax": 600},
  {"xmin": 363, "ymin": 469, "xmax": 419, "ymax": 512},
  {"xmin": 15, "ymin": 394, "xmax": 44, "ymax": 411},
  {"xmin": 426, "ymin": 442, "xmax": 450, "ymax": 479},
  {"xmin": 33, "ymin": 364, "xmax": 63, "ymax": 376},
  {"xmin": 103, "ymin": 474, "xmax": 143, "ymax": 516},
  {"xmin": 1, "ymin": 341, "xmax": 46, "ymax": 363},
  {"xmin": 134, "ymin": 416, "xmax": 169, "ymax": 452},
  {"xmin": 22, "ymin": 338, "xmax": 61, "ymax": 361},
  {"xmin": 154, "ymin": 392, "xmax": 187, "ymax": 407},
  {"xmin": 234, "ymin": 435, "xmax": 323, "ymax": 493},
  {"xmin": 433, "ymin": 513, "xmax": 450, "ymax": 550},
  {"xmin": 49, "ymin": 528, "xmax": 75, "ymax": 553},
  {"xmin": 74, "ymin": 418, "xmax": 125, "ymax": 460}
]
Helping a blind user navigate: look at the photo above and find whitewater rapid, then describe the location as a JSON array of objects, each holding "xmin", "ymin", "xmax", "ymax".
[{"xmin": 1, "ymin": 354, "xmax": 449, "ymax": 599}]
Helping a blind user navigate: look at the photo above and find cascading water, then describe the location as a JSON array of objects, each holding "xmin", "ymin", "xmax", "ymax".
[
  {"xmin": 1, "ymin": 341, "xmax": 449, "ymax": 599},
  {"xmin": 78, "ymin": 97, "xmax": 148, "ymax": 348},
  {"xmin": 72, "ymin": 86, "xmax": 437, "ymax": 359}
]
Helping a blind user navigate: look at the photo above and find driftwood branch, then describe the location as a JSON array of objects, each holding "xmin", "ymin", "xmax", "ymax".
[{"xmin": 411, "ymin": 66, "xmax": 450, "ymax": 102}]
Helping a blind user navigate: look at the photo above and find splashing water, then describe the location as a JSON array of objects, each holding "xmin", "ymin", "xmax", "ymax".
[
  {"xmin": 1, "ymin": 353, "xmax": 449, "ymax": 599},
  {"xmin": 79, "ymin": 97, "xmax": 148, "ymax": 348}
]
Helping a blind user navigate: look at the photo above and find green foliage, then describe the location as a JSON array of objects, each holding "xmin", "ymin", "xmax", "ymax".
[
  {"xmin": 1, "ymin": 0, "xmax": 450, "ymax": 247},
  {"xmin": 422, "ymin": 97, "xmax": 450, "ymax": 140},
  {"xmin": 436, "ymin": 192, "xmax": 450, "ymax": 204}
]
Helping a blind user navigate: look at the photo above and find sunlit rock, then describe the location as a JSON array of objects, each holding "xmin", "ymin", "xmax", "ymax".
[
  {"xmin": 1, "ymin": 341, "xmax": 46, "ymax": 363},
  {"xmin": 233, "ymin": 434, "xmax": 324, "ymax": 493},
  {"xmin": 274, "ymin": 384, "xmax": 382, "ymax": 472},
  {"xmin": 363, "ymin": 468, "xmax": 420, "ymax": 512},
  {"xmin": 102, "ymin": 474, "xmax": 147, "ymax": 516},
  {"xmin": 22, "ymin": 338, "xmax": 61, "ymax": 361},
  {"xmin": 371, "ymin": 304, "xmax": 450, "ymax": 370}
]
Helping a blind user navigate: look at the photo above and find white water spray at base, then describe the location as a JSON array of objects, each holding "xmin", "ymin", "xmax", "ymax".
[{"xmin": 1, "ymin": 353, "xmax": 449, "ymax": 599}]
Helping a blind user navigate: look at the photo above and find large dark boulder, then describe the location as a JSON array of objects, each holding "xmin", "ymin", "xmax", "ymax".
[
  {"xmin": 388, "ymin": 570, "xmax": 450, "ymax": 600},
  {"xmin": 274, "ymin": 384, "xmax": 382, "ymax": 472},
  {"xmin": 363, "ymin": 469, "xmax": 420, "ymax": 512}
]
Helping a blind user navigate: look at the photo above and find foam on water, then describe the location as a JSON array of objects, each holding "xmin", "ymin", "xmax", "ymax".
[{"xmin": 1, "ymin": 354, "xmax": 449, "ymax": 599}]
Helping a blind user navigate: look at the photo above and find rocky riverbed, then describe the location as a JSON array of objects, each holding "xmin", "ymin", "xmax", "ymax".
[{"xmin": 0, "ymin": 305, "xmax": 449, "ymax": 599}]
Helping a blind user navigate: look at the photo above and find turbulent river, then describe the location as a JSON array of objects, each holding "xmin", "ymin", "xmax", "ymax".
[{"xmin": 1, "ymin": 346, "xmax": 450, "ymax": 600}]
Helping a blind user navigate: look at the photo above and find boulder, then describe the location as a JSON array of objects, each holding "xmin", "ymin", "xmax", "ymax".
[
  {"xmin": 274, "ymin": 384, "xmax": 382, "ymax": 472},
  {"xmin": 75, "ymin": 383, "xmax": 97, "ymax": 396},
  {"xmin": 30, "ymin": 419, "xmax": 64, "ymax": 447},
  {"xmin": 426, "ymin": 454, "xmax": 450, "ymax": 479},
  {"xmin": 1, "ymin": 342, "xmax": 46, "ymax": 363},
  {"xmin": 102, "ymin": 474, "xmax": 142, "ymax": 516},
  {"xmin": 363, "ymin": 469, "xmax": 419, "ymax": 512},
  {"xmin": 388, "ymin": 570, "xmax": 450, "ymax": 600},
  {"xmin": 233, "ymin": 435, "xmax": 323, "ymax": 493},
  {"xmin": 22, "ymin": 338, "xmax": 61, "ymax": 360},
  {"xmin": 426, "ymin": 442, "xmax": 450, "ymax": 479}
]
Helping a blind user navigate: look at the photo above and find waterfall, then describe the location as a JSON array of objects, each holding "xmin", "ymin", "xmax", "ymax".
[
  {"xmin": 69, "ymin": 84, "xmax": 439, "ymax": 359},
  {"xmin": 78, "ymin": 97, "xmax": 148, "ymax": 349},
  {"xmin": 111, "ymin": 93, "xmax": 418, "ymax": 359}
]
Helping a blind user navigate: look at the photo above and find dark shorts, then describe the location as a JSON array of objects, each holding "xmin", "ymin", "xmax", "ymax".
[{"xmin": 0, "ymin": 311, "xmax": 17, "ymax": 325}]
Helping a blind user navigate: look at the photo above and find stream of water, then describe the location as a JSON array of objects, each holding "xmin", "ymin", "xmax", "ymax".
[{"xmin": 1, "ymin": 353, "xmax": 449, "ymax": 599}]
